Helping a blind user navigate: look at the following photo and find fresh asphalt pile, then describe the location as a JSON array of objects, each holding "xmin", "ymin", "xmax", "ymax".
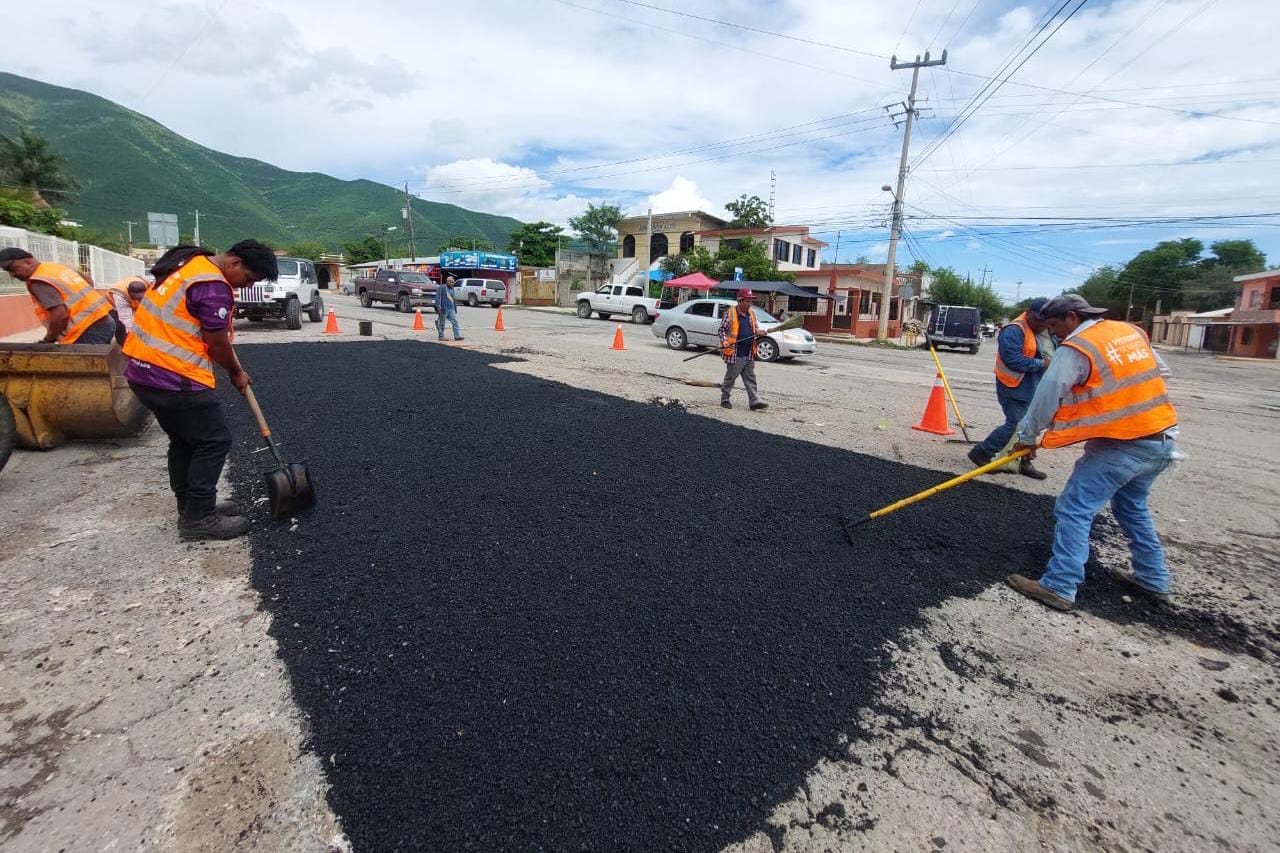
[{"xmin": 219, "ymin": 340, "xmax": 1190, "ymax": 851}]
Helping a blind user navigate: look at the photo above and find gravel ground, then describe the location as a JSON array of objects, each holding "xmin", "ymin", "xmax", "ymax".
[{"xmin": 222, "ymin": 338, "xmax": 1280, "ymax": 851}]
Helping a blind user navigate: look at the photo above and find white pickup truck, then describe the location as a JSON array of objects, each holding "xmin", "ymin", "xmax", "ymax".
[{"xmin": 575, "ymin": 282, "xmax": 661, "ymax": 324}]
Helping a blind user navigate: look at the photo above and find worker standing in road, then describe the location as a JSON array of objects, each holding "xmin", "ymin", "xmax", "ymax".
[
  {"xmin": 434, "ymin": 274, "xmax": 463, "ymax": 341},
  {"xmin": 968, "ymin": 298, "xmax": 1052, "ymax": 479},
  {"xmin": 718, "ymin": 289, "xmax": 768, "ymax": 411},
  {"xmin": 1005, "ymin": 294, "xmax": 1179, "ymax": 611},
  {"xmin": 122, "ymin": 241, "xmax": 278, "ymax": 542},
  {"xmin": 0, "ymin": 248, "xmax": 117, "ymax": 345}
]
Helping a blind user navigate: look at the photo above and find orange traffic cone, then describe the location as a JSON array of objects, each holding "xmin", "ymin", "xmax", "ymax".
[
  {"xmin": 322, "ymin": 309, "xmax": 340, "ymax": 334},
  {"xmin": 610, "ymin": 323, "xmax": 626, "ymax": 351},
  {"xmin": 412, "ymin": 309, "xmax": 426, "ymax": 331},
  {"xmin": 494, "ymin": 307, "xmax": 506, "ymax": 332},
  {"xmin": 912, "ymin": 372, "xmax": 956, "ymax": 436}
]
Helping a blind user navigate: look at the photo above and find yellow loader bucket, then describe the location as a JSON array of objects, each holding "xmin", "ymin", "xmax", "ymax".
[{"xmin": 0, "ymin": 343, "xmax": 150, "ymax": 450}]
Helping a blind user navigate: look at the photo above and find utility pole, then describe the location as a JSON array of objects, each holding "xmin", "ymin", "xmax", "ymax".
[
  {"xmin": 192, "ymin": 210, "xmax": 201, "ymax": 247},
  {"xmin": 1126, "ymin": 277, "xmax": 1137, "ymax": 321},
  {"xmin": 123, "ymin": 220, "xmax": 137, "ymax": 251},
  {"xmin": 644, "ymin": 207, "xmax": 653, "ymax": 285},
  {"xmin": 878, "ymin": 49, "xmax": 947, "ymax": 342},
  {"xmin": 403, "ymin": 183, "xmax": 417, "ymax": 262},
  {"xmin": 979, "ymin": 265, "xmax": 991, "ymax": 287},
  {"xmin": 768, "ymin": 170, "xmax": 777, "ymax": 224}
]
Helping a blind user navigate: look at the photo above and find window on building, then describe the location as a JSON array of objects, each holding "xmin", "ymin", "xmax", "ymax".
[
  {"xmin": 1249, "ymin": 289, "xmax": 1262, "ymax": 308},
  {"xmin": 792, "ymin": 244, "xmax": 803, "ymax": 265},
  {"xmin": 1242, "ymin": 327, "xmax": 1254, "ymax": 345},
  {"xmin": 790, "ymin": 290, "xmax": 819, "ymax": 313},
  {"xmin": 1270, "ymin": 285, "xmax": 1280, "ymax": 309},
  {"xmin": 679, "ymin": 231, "xmax": 695, "ymax": 253},
  {"xmin": 835, "ymin": 293, "xmax": 850, "ymax": 315},
  {"xmin": 858, "ymin": 289, "xmax": 871, "ymax": 315},
  {"xmin": 774, "ymin": 240, "xmax": 790, "ymax": 261},
  {"xmin": 622, "ymin": 235, "xmax": 635, "ymax": 258},
  {"xmin": 807, "ymin": 248, "xmax": 817, "ymax": 267},
  {"xmin": 650, "ymin": 233, "xmax": 668, "ymax": 259},
  {"xmin": 890, "ymin": 297, "xmax": 900, "ymax": 320}
]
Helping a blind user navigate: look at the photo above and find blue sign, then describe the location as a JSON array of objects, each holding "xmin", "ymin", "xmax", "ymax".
[
  {"xmin": 439, "ymin": 251, "xmax": 517, "ymax": 271},
  {"xmin": 733, "ymin": 267, "xmax": 743, "ymax": 281}
]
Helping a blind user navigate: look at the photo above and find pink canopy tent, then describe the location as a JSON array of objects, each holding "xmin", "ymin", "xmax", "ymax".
[{"xmin": 663, "ymin": 272, "xmax": 718, "ymax": 290}]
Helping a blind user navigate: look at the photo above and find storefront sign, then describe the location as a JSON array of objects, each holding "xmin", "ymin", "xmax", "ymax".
[{"xmin": 439, "ymin": 251, "xmax": 517, "ymax": 271}]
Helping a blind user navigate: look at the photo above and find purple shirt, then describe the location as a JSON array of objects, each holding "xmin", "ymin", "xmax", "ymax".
[{"xmin": 125, "ymin": 281, "xmax": 235, "ymax": 391}]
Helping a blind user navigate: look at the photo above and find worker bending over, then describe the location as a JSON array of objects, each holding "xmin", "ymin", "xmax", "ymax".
[
  {"xmin": 122, "ymin": 241, "xmax": 278, "ymax": 541},
  {"xmin": 1006, "ymin": 294, "xmax": 1178, "ymax": 611},
  {"xmin": 102, "ymin": 275, "xmax": 150, "ymax": 343},
  {"xmin": 968, "ymin": 298, "xmax": 1050, "ymax": 479},
  {"xmin": 0, "ymin": 248, "xmax": 117, "ymax": 345}
]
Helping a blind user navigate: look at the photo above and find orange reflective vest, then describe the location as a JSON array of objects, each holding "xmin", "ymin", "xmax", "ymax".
[
  {"xmin": 1041, "ymin": 320, "xmax": 1177, "ymax": 449},
  {"xmin": 994, "ymin": 313, "xmax": 1038, "ymax": 388},
  {"xmin": 122, "ymin": 256, "xmax": 231, "ymax": 389},
  {"xmin": 721, "ymin": 306, "xmax": 759, "ymax": 359},
  {"xmin": 27, "ymin": 262, "xmax": 113, "ymax": 344}
]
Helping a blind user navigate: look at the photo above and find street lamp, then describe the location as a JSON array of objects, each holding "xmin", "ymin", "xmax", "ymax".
[{"xmin": 383, "ymin": 225, "xmax": 398, "ymax": 265}]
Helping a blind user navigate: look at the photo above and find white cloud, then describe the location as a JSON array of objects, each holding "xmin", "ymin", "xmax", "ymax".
[
  {"xmin": 420, "ymin": 158, "xmax": 591, "ymax": 224},
  {"xmin": 642, "ymin": 177, "xmax": 714, "ymax": 216}
]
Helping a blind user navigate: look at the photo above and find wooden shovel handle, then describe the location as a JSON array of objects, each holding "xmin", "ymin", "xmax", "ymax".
[{"xmin": 243, "ymin": 386, "xmax": 271, "ymax": 438}]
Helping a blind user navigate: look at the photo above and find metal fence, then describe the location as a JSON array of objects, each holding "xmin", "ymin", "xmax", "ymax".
[{"xmin": 0, "ymin": 225, "xmax": 144, "ymax": 295}]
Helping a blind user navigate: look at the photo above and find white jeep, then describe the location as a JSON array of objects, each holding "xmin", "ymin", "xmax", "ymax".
[{"xmin": 235, "ymin": 256, "xmax": 326, "ymax": 330}]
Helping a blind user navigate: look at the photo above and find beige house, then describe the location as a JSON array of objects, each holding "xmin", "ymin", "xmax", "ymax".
[{"xmin": 616, "ymin": 210, "xmax": 728, "ymax": 274}]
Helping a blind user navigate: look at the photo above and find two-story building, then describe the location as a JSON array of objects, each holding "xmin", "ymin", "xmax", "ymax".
[
  {"xmin": 616, "ymin": 210, "xmax": 729, "ymax": 274},
  {"xmin": 1229, "ymin": 269, "xmax": 1280, "ymax": 359},
  {"xmin": 691, "ymin": 225, "xmax": 827, "ymax": 272}
]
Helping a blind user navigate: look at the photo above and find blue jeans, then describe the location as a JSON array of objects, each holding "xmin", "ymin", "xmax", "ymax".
[
  {"xmin": 437, "ymin": 308, "xmax": 461, "ymax": 340},
  {"xmin": 1038, "ymin": 436, "xmax": 1176, "ymax": 602},
  {"xmin": 976, "ymin": 384, "xmax": 1029, "ymax": 457}
]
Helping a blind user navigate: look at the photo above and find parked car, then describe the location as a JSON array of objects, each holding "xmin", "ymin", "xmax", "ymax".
[
  {"xmin": 455, "ymin": 277, "xmax": 507, "ymax": 307},
  {"xmin": 354, "ymin": 269, "xmax": 437, "ymax": 313},
  {"xmin": 981, "ymin": 322, "xmax": 996, "ymax": 338},
  {"xmin": 235, "ymin": 256, "xmax": 325, "ymax": 330},
  {"xmin": 651, "ymin": 298, "xmax": 816, "ymax": 362},
  {"xmin": 926, "ymin": 304, "xmax": 983, "ymax": 354},
  {"xmin": 576, "ymin": 282, "xmax": 661, "ymax": 324}
]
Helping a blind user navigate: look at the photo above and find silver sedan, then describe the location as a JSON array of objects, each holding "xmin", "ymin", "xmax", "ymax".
[{"xmin": 650, "ymin": 298, "xmax": 817, "ymax": 362}]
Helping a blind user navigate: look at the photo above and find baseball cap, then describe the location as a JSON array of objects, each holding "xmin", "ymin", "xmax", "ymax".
[
  {"xmin": 0, "ymin": 247, "xmax": 34, "ymax": 268},
  {"xmin": 1040, "ymin": 293, "xmax": 1108, "ymax": 319},
  {"xmin": 737, "ymin": 288, "xmax": 755, "ymax": 299}
]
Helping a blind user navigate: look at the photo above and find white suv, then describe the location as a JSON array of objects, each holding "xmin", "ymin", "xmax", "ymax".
[
  {"xmin": 235, "ymin": 257, "xmax": 325, "ymax": 330},
  {"xmin": 455, "ymin": 277, "xmax": 507, "ymax": 308}
]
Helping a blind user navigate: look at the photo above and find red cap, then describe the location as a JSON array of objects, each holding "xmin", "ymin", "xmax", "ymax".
[{"xmin": 738, "ymin": 289, "xmax": 755, "ymax": 298}]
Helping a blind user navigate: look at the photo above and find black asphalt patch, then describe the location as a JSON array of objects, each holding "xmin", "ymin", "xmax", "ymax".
[{"xmin": 218, "ymin": 340, "xmax": 1207, "ymax": 850}]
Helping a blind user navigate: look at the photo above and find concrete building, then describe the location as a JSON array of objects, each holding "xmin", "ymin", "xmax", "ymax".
[
  {"xmin": 792, "ymin": 263, "xmax": 911, "ymax": 338},
  {"xmin": 1229, "ymin": 269, "xmax": 1280, "ymax": 359},
  {"xmin": 616, "ymin": 210, "xmax": 728, "ymax": 278},
  {"xmin": 693, "ymin": 225, "xmax": 827, "ymax": 273}
]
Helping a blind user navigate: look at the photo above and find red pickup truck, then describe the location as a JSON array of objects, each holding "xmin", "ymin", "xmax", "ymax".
[{"xmin": 354, "ymin": 269, "xmax": 438, "ymax": 313}]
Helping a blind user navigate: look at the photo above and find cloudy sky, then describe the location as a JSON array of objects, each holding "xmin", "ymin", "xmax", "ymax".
[{"xmin": 6, "ymin": 0, "xmax": 1280, "ymax": 298}]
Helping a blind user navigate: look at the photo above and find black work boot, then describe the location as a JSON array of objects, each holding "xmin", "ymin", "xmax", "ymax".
[
  {"xmin": 1018, "ymin": 459, "xmax": 1048, "ymax": 480},
  {"xmin": 177, "ymin": 498, "xmax": 241, "ymax": 517},
  {"xmin": 179, "ymin": 512, "xmax": 250, "ymax": 541},
  {"xmin": 967, "ymin": 446, "xmax": 993, "ymax": 468}
]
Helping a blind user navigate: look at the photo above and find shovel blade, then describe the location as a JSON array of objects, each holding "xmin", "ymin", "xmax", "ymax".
[{"xmin": 265, "ymin": 462, "xmax": 316, "ymax": 521}]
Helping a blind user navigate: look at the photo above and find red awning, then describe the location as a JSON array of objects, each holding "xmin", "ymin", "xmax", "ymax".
[{"xmin": 664, "ymin": 272, "xmax": 718, "ymax": 290}]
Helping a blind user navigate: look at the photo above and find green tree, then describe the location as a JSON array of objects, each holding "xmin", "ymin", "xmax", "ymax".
[
  {"xmin": 568, "ymin": 202, "xmax": 623, "ymax": 255},
  {"xmin": 285, "ymin": 240, "xmax": 328, "ymax": 261},
  {"xmin": 342, "ymin": 235, "xmax": 385, "ymax": 264},
  {"xmin": 0, "ymin": 191, "xmax": 68, "ymax": 236},
  {"xmin": 71, "ymin": 226, "xmax": 128, "ymax": 254},
  {"xmin": 706, "ymin": 237, "xmax": 793, "ymax": 283},
  {"xmin": 682, "ymin": 245, "xmax": 717, "ymax": 276},
  {"xmin": 924, "ymin": 266, "xmax": 1006, "ymax": 321},
  {"xmin": 436, "ymin": 235, "xmax": 496, "ymax": 253},
  {"xmin": 1203, "ymin": 239, "xmax": 1265, "ymax": 272},
  {"xmin": 724, "ymin": 194, "xmax": 771, "ymax": 228},
  {"xmin": 506, "ymin": 221, "xmax": 563, "ymax": 267},
  {"xmin": 0, "ymin": 128, "xmax": 80, "ymax": 206}
]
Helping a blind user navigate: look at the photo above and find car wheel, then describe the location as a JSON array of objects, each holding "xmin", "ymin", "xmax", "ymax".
[
  {"xmin": 285, "ymin": 298, "xmax": 302, "ymax": 330},
  {"xmin": 0, "ymin": 392, "xmax": 14, "ymax": 476},
  {"xmin": 467, "ymin": 294, "xmax": 479, "ymax": 307},
  {"xmin": 359, "ymin": 291, "xmax": 372, "ymax": 308},
  {"xmin": 398, "ymin": 294, "xmax": 412, "ymax": 313},
  {"xmin": 307, "ymin": 294, "xmax": 324, "ymax": 322},
  {"xmin": 756, "ymin": 337, "xmax": 779, "ymax": 362},
  {"xmin": 665, "ymin": 327, "xmax": 687, "ymax": 350},
  {"xmin": 576, "ymin": 301, "xmax": 593, "ymax": 319},
  {"xmin": 631, "ymin": 306, "xmax": 648, "ymax": 324}
]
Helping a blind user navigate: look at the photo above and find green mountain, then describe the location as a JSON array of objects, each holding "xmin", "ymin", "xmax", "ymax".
[{"xmin": 0, "ymin": 72, "xmax": 521, "ymax": 254}]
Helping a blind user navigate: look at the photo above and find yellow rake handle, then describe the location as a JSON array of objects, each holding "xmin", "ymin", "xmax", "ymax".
[
  {"xmin": 928, "ymin": 343, "xmax": 970, "ymax": 439},
  {"xmin": 848, "ymin": 448, "xmax": 1033, "ymax": 530}
]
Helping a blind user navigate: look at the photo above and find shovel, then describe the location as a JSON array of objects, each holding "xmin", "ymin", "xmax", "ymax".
[
  {"xmin": 839, "ymin": 448, "xmax": 1032, "ymax": 541},
  {"xmin": 681, "ymin": 315, "xmax": 805, "ymax": 361},
  {"xmin": 243, "ymin": 386, "xmax": 316, "ymax": 521}
]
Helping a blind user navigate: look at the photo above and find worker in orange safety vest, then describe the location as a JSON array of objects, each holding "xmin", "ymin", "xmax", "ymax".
[
  {"xmin": 1006, "ymin": 294, "xmax": 1179, "ymax": 612},
  {"xmin": 0, "ymin": 248, "xmax": 117, "ymax": 344}
]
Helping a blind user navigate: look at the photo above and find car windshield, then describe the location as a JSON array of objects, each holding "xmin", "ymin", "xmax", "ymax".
[
  {"xmin": 751, "ymin": 306, "xmax": 779, "ymax": 324},
  {"xmin": 276, "ymin": 259, "xmax": 300, "ymax": 277},
  {"xmin": 399, "ymin": 272, "xmax": 430, "ymax": 283}
]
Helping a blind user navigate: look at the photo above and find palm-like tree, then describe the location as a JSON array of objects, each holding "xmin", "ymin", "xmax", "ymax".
[{"xmin": 0, "ymin": 128, "xmax": 79, "ymax": 208}]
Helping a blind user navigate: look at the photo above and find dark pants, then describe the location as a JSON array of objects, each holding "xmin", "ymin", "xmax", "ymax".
[
  {"xmin": 128, "ymin": 382, "xmax": 231, "ymax": 518},
  {"xmin": 976, "ymin": 383, "xmax": 1030, "ymax": 457},
  {"xmin": 74, "ymin": 314, "xmax": 118, "ymax": 345}
]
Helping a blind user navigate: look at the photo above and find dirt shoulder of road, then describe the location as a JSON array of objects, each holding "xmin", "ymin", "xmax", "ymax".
[{"xmin": 0, "ymin": 404, "xmax": 345, "ymax": 850}]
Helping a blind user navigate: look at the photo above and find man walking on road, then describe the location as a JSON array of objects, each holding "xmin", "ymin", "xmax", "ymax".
[
  {"xmin": 1005, "ymin": 294, "xmax": 1179, "ymax": 612},
  {"xmin": 968, "ymin": 298, "xmax": 1051, "ymax": 479},
  {"xmin": 123, "ymin": 241, "xmax": 278, "ymax": 541},
  {"xmin": 718, "ymin": 290, "xmax": 768, "ymax": 411},
  {"xmin": 1, "ymin": 248, "xmax": 117, "ymax": 345},
  {"xmin": 435, "ymin": 274, "xmax": 463, "ymax": 341}
]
